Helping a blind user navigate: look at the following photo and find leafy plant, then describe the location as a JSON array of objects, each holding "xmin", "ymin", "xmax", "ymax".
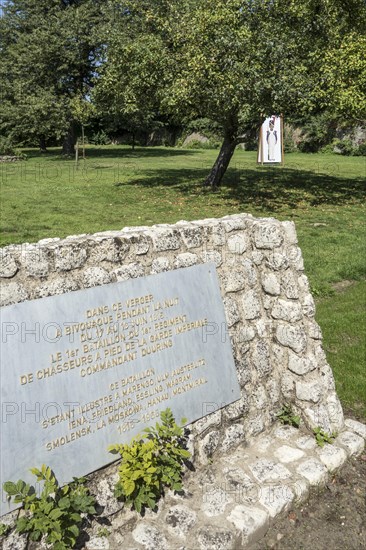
[
  {"xmin": 89, "ymin": 130, "xmax": 111, "ymax": 146},
  {"xmin": 96, "ymin": 526, "xmax": 110, "ymax": 538},
  {"xmin": 0, "ymin": 136, "xmax": 17, "ymax": 156},
  {"xmin": 313, "ymin": 427, "xmax": 337, "ymax": 447},
  {"xmin": 276, "ymin": 403, "xmax": 301, "ymax": 428},
  {"xmin": 109, "ymin": 408, "xmax": 190, "ymax": 514},
  {"xmin": 0, "ymin": 523, "xmax": 11, "ymax": 536},
  {"xmin": 3, "ymin": 465, "xmax": 96, "ymax": 550}
]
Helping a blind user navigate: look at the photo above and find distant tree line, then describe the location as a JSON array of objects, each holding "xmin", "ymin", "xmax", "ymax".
[{"xmin": 0, "ymin": 0, "xmax": 365, "ymax": 187}]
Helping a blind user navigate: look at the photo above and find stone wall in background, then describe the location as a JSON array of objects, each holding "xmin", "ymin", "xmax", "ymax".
[{"xmin": 0, "ymin": 213, "xmax": 344, "ymax": 464}]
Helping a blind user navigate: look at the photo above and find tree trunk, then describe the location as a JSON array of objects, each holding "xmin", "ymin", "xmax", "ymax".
[
  {"xmin": 81, "ymin": 124, "xmax": 85, "ymax": 159},
  {"xmin": 39, "ymin": 135, "xmax": 47, "ymax": 152},
  {"xmin": 62, "ymin": 124, "xmax": 76, "ymax": 156},
  {"xmin": 204, "ymin": 134, "xmax": 237, "ymax": 189}
]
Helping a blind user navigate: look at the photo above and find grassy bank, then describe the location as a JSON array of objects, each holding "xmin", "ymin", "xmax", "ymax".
[{"xmin": 1, "ymin": 146, "xmax": 365, "ymax": 416}]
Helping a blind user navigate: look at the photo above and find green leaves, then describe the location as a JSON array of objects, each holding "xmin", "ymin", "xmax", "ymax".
[
  {"xmin": 2, "ymin": 465, "xmax": 97, "ymax": 549},
  {"xmin": 313, "ymin": 427, "xmax": 337, "ymax": 447},
  {"xmin": 0, "ymin": 0, "xmax": 104, "ymax": 147},
  {"xmin": 110, "ymin": 408, "xmax": 190, "ymax": 514},
  {"xmin": 276, "ymin": 404, "xmax": 301, "ymax": 428}
]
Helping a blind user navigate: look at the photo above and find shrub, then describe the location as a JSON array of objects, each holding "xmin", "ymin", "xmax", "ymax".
[
  {"xmin": 0, "ymin": 136, "xmax": 16, "ymax": 156},
  {"xmin": 3, "ymin": 465, "xmax": 96, "ymax": 550},
  {"xmin": 333, "ymin": 138, "xmax": 355, "ymax": 156},
  {"xmin": 297, "ymin": 112, "xmax": 337, "ymax": 153},
  {"xmin": 184, "ymin": 138, "xmax": 221, "ymax": 149},
  {"xmin": 89, "ymin": 130, "xmax": 111, "ymax": 145},
  {"xmin": 276, "ymin": 403, "xmax": 301, "ymax": 428},
  {"xmin": 109, "ymin": 408, "xmax": 190, "ymax": 513}
]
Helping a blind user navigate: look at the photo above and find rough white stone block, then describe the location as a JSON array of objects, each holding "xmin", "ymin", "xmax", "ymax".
[
  {"xmin": 0, "ymin": 252, "xmax": 18, "ymax": 278},
  {"xmin": 202, "ymin": 486, "xmax": 232, "ymax": 517},
  {"xmin": 197, "ymin": 527, "xmax": 234, "ymax": 550},
  {"xmin": 199, "ymin": 430, "xmax": 220, "ymax": 464},
  {"xmin": 236, "ymin": 326, "xmax": 256, "ymax": 343},
  {"xmin": 316, "ymin": 443, "xmax": 347, "ymax": 472},
  {"xmin": 151, "ymin": 228, "xmax": 180, "ymax": 251},
  {"xmin": 258, "ymin": 483, "xmax": 294, "ymax": 518},
  {"xmin": 83, "ymin": 267, "xmax": 112, "ymax": 287},
  {"xmin": 296, "ymin": 458, "xmax": 328, "ymax": 485},
  {"xmin": 242, "ymin": 290, "xmax": 261, "ymax": 320},
  {"xmin": 302, "ymin": 293, "xmax": 316, "ymax": 317},
  {"xmin": 194, "ymin": 410, "xmax": 222, "ymax": 436},
  {"xmin": 326, "ymin": 392, "xmax": 344, "ymax": 432},
  {"xmin": 227, "ymin": 504, "xmax": 269, "ymax": 546},
  {"xmin": 272, "ymin": 425, "xmax": 300, "ymax": 441},
  {"xmin": 334, "ymin": 431, "xmax": 365, "ymax": 456},
  {"xmin": 249, "ymin": 459, "xmax": 292, "ymax": 483},
  {"xmin": 227, "ymin": 233, "xmax": 249, "ymax": 254},
  {"xmin": 164, "ymin": 505, "xmax": 197, "ymax": 537},
  {"xmin": 274, "ymin": 445, "xmax": 305, "ymax": 463},
  {"xmin": 132, "ymin": 524, "xmax": 168, "ymax": 550},
  {"xmin": 265, "ymin": 251, "xmax": 289, "ymax": 271},
  {"xmin": 0, "ymin": 282, "xmax": 28, "ymax": 306},
  {"xmin": 296, "ymin": 435, "xmax": 317, "ymax": 450},
  {"xmin": 288, "ymin": 351, "xmax": 316, "ymax": 376},
  {"xmin": 221, "ymin": 424, "xmax": 245, "ymax": 452},
  {"xmin": 252, "ymin": 340, "xmax": 271, "ymax": 378},
  {"xmin": 201, "ymin": 250, "xmax": 222, "ymax": 267},
  {"xmin": 180, "ymin": 226, "xmax": 203, "ymax": 249},
  {"xmin": 85, "ymin": 536, "xmax": 110, "ymax": 549},
  {"xmin": 281, "ymin": 271, "xmax": 299, "ymax": 299},
  {"xmin": 24, "ymin": 248, "xmax": 50, "ymax": 277},
  {"xmin": 173, "ymin": 252, "xmax": 198, "ymax": 269},
  {"xmin": 271, "ymin": 298, "xmax": 303, "ymax": 323},
  {"xmin": 253, "ymin": 223, "xmax": 283, "ymax": 249},
  {"xmin": 302, "ymin": 405, "xmax": 332, "ymax": 433},
  {"xmin": 251, "ymin": 250, "xmax": 264, "ymax": 265},
  {"xmin": 344, "ymin": 418, "xmax": 366, "ymax": 440},
  {"xmin": 276, "ymin": 323, "xmax": 307, "ymax": 353},
  {"xmin": 151, "ymin": 257, "xmax": 170, "ymax": 274},
  {"xmin": 242, "ymin": 259, "xmax": 258, "ymax": 286},
  {"xmin": 113, "ymin": 263, "xmax": 144, "ymax": 281},
  {"xmin": 292, "ymin": 477, "xmax": 310, "ymax": 502},
  {"xmin": 225, "ymin": 270, "xmax": 246, "ymax": 292},
  {"xmin": 282, "ymin": 221, "xmax": 298, "ymax": 244},
  {"xmin": 223, "ymin": 297, "xmax": 240, "ymax": 327},
  {"xmin": 54, "ymin": 244, "xmax": 87, "ymax": 271},
  {"xmin": 1, "ymin": 531, "xmax": 27, "ymax": 550},
  {"xmin": 296, "ymin": 380, "xmax": 322, "ymax": 403},
  {"xmin": 261, "ymin": 272, "xmax": 281, "ymax": 295}
]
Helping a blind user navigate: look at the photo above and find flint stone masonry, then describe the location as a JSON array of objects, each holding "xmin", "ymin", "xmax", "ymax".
[
  {"xmin": 4, "ymin": 418, "xmax": 362, "ymax": 550},
  {"xmin": 0, "ymin": 214, "xmax": 345, "ymax": 442},
  {"xmin": 1, "ymin": 213, "xmax": 363, "ymax": 548}
]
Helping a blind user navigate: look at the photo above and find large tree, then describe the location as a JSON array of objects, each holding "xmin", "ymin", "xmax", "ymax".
[
  {"xmin": 96, "ymin": 0, "xmax": 366, "ymax": 188},
  {"xmin": 0, "ymin": 0, "xmax": 103, "ymax": 154}
]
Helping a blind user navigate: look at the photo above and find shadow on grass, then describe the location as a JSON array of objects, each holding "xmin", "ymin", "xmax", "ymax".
[
  {"xmin": 118, "ymin": 165, "xmax": 365, "ymax": 209},
  {"xmin": 21, "ymin": 146, "xmax": 196, "ymax": 160}
]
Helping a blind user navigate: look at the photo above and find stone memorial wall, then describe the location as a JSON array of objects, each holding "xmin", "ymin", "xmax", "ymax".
[{"xmin": 0, "ymin": 213, "xmax": 345, "ymax": 517}]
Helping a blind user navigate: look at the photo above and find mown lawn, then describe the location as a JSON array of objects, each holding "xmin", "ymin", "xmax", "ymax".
[{"xmin": 0, "ymin": 146, "xmax": 365, "ymax": 416}]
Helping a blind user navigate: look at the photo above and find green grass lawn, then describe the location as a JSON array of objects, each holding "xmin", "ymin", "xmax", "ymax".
[{"xmin": 0, "ymin": 145, "xmax": 365, "ymax": 417}]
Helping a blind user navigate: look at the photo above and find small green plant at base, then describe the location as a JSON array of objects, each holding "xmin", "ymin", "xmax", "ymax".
[
  {"xmin": 3, "ymin": 465, "xmax": 96, "ymax": 550},
  {"xmin": 109, "ymin": 408, "xmax": 190, "ymax": 514},
  {"xmin": 313, "ymin": 427, "xmax": 337, "ymax": 447},
  {"xmin": 96, "ymin": 526, "xmax": 110, "ymax": 538},
  {"xmin": 0, "ymin": 523, "xmax": 11, "ymax": 536},
  {"xmin": 276, "ymin": 403, "xmax": 301, "ymax": 428}
]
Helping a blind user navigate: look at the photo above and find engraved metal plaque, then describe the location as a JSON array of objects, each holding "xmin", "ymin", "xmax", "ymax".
[{"xmin": 0, "ymin": 263, "xmax": 240, "ymax": 515}]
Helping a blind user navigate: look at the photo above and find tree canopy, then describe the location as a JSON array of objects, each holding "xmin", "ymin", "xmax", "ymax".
[
  {"xmin": 95, "ymin": 0, "xmax": 366, "ymax": 187},
  {"xmin": 0, "ymin": 0, "xmax": 103, "ymax": 154},
  {"xmin": 1, "ymin": 0, "xmax": 365, "ymax": 181}
]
